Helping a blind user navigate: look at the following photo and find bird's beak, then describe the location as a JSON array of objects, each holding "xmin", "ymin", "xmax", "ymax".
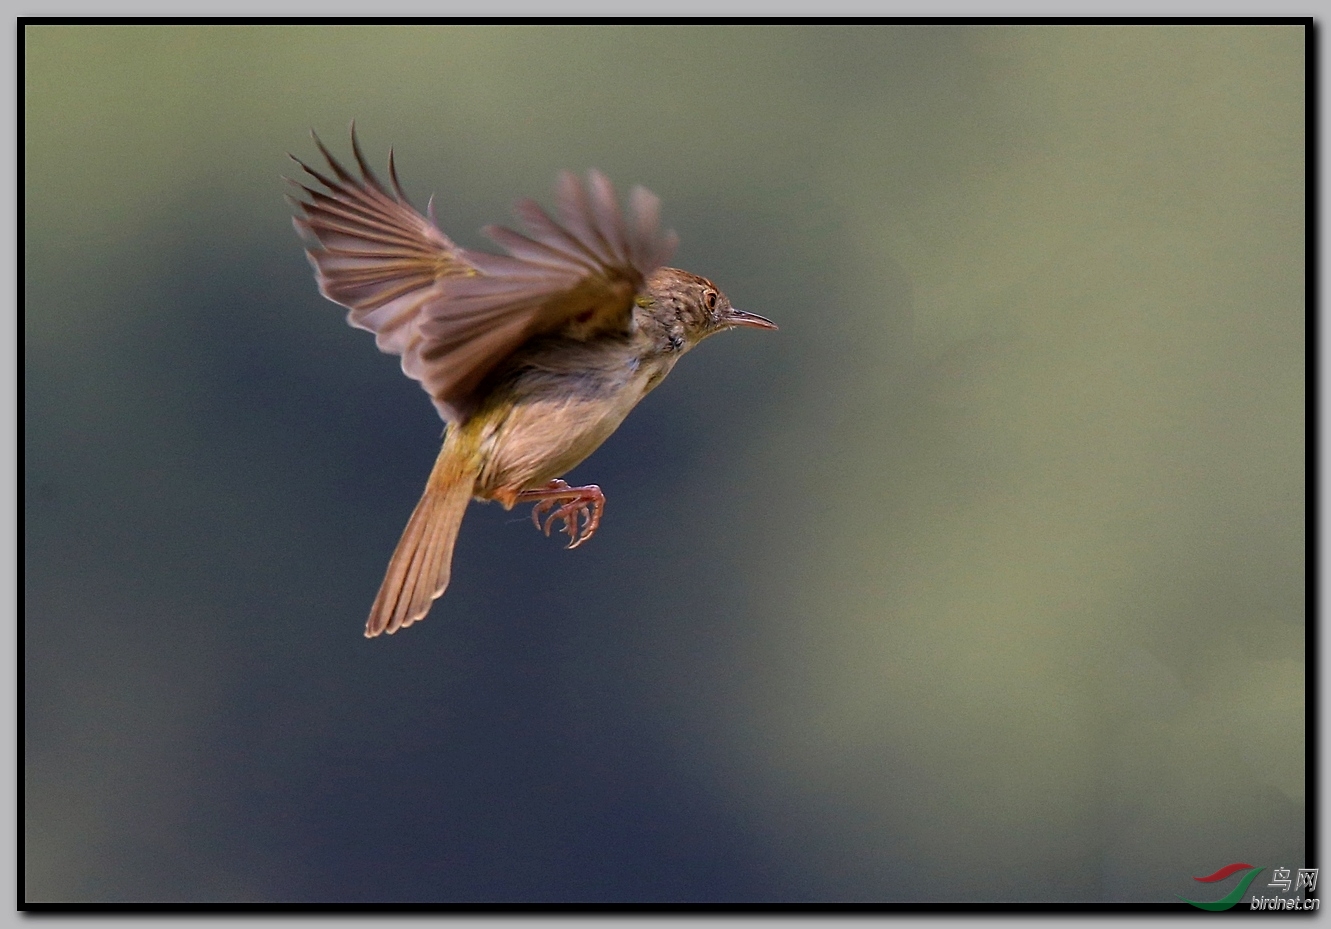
[{"xmin": 723, "ymin": 309, "xmax": 778, "ymax": 331}]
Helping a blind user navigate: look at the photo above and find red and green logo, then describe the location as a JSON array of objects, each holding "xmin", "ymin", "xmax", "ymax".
[{"xmin": 1178, "ymin": 863, "xmax": 1264, "ymax": 911}]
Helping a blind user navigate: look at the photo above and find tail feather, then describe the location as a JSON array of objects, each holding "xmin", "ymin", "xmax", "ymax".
[{"xmin": 366, "ymin": 446, "xmax": 477, "ymax": 637}]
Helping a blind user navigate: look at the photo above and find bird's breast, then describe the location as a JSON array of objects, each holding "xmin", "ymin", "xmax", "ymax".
[{"xmin": 474, "ymin": 349, "xmax": 675, "ymax": 500}]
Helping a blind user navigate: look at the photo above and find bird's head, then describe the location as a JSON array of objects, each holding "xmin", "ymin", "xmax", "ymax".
[{"xmin": 638, "ymin": 267, "xmax": 777, "ymax": 355}]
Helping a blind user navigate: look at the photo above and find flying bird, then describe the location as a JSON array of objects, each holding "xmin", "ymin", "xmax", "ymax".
[{"xmin": 288, "ymin": 126, "xmax": 776, "ymax": 637}]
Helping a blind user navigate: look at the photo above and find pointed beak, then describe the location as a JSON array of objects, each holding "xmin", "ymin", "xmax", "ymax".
[{"xmin": 722, "ymin": 309, "xmax": 778, "ymax": 331}]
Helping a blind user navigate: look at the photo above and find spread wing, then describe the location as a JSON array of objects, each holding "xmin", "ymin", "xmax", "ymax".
[
  {"xmin": 288, "ymin": 127, "xmax": 679, "ymax": 423},
  {"xmin": 288, "ymin": 128, "xmax": 468, "ymax": 358}
]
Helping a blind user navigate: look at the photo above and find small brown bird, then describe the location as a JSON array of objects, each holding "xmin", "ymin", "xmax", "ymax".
[{"xmin": 288, "ymin": 127, "xmax": 776, "ymax": 637}]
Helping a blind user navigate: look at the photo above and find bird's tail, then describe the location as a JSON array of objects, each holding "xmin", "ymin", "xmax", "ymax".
[{"xmin": 365, "ymin": 439, "xmax": 479, "ymax": 637}]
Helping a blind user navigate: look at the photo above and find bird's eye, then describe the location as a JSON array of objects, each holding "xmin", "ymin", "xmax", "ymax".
[{"xmin": 703, "ymin": 289, "xmax": 718, "ymax": 312}]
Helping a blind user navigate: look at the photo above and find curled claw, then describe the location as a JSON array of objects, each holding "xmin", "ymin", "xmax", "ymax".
[
  {"xmin": 547, "ymin": 499, "xmax": 598, "ymax": 548},
  {"xmin": 515, "ymin": 480, "xmax": 605, "ymax": 549},
  {"xmin": 540, "ymin": 505, "xmax": 569, "ymax": 539},
  {"xmin": 543, "ymin": 499, "xmax": 594, "ymax": 548},
  {"xmin": 529, "ymin": 480, "xmax": 571, "ymax": 532},
  {"xmin": 566, "ymin": 499, "xmax": 602, "ymax": 549}
]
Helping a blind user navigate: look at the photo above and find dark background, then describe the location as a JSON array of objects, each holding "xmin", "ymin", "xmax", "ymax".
[{"xmin": 26, "ymin": 25, "xmax": 1305, "ymax": 902}]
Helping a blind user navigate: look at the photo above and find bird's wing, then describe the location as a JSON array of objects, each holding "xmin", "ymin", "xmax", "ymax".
[
  {"xmin": 289, "ymin": 129, "xmax": 678, "ymax": 423},
  {"xmin": 288, "ymin": 127, "xmax": 469, "ymax": 359}
]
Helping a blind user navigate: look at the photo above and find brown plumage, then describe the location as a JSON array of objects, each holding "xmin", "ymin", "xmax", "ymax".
[{"xmin": 289, "ymin": 125, "xmax": 776, "ymax": 637}]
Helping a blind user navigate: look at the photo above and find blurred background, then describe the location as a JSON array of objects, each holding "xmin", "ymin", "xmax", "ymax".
[{"xmin": 25, "ymin": 25, "xmax": 1305, "ymax": 903}]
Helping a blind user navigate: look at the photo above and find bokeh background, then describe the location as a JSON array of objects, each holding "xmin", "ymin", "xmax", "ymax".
[{"xmin": 25, "ymin": 25, "xmax": 1305, "ymax": 903}]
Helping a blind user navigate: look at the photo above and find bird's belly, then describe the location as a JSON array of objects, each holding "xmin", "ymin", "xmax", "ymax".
[{"xmin": 475, "ymin": 372, "xmax": 650, "ymax": 500}]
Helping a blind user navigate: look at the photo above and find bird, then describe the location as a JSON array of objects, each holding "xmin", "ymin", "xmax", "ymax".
[{"xmin": 287, "ymin": 126, "xmax": 776, "ymax": 638}]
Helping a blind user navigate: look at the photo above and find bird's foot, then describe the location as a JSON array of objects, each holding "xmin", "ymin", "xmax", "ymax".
[{"xmin": 517, "ymin": 480, "xmax": 605, "ymax": 549}]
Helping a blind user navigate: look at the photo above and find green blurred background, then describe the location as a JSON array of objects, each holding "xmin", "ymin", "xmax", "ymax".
[{"xmin": 25, "ymin": 25, "xmax": 1305, "ymax": 903}]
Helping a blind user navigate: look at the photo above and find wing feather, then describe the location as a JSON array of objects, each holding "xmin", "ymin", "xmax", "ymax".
[
  {"xmin": 587, "ymin": 170, "xmax": 630, "ymax": 261},
  {"xmin": 480, "ymin": 224, "xmax": 599, "ymax": 274},
  {"xmin": 512, "ymin": 198, "xmax": 610, "ymax": 268},
  {"xmin": 289, "ymin": 125, "xmax": 467, "ymax": 357},
  {"xmin": 555, "ymin": 170, "xmax": 618, "ymax": 267},
  {"xmin": 290, "ymin": 127, "xmax": 677, "ymax": 424}
]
